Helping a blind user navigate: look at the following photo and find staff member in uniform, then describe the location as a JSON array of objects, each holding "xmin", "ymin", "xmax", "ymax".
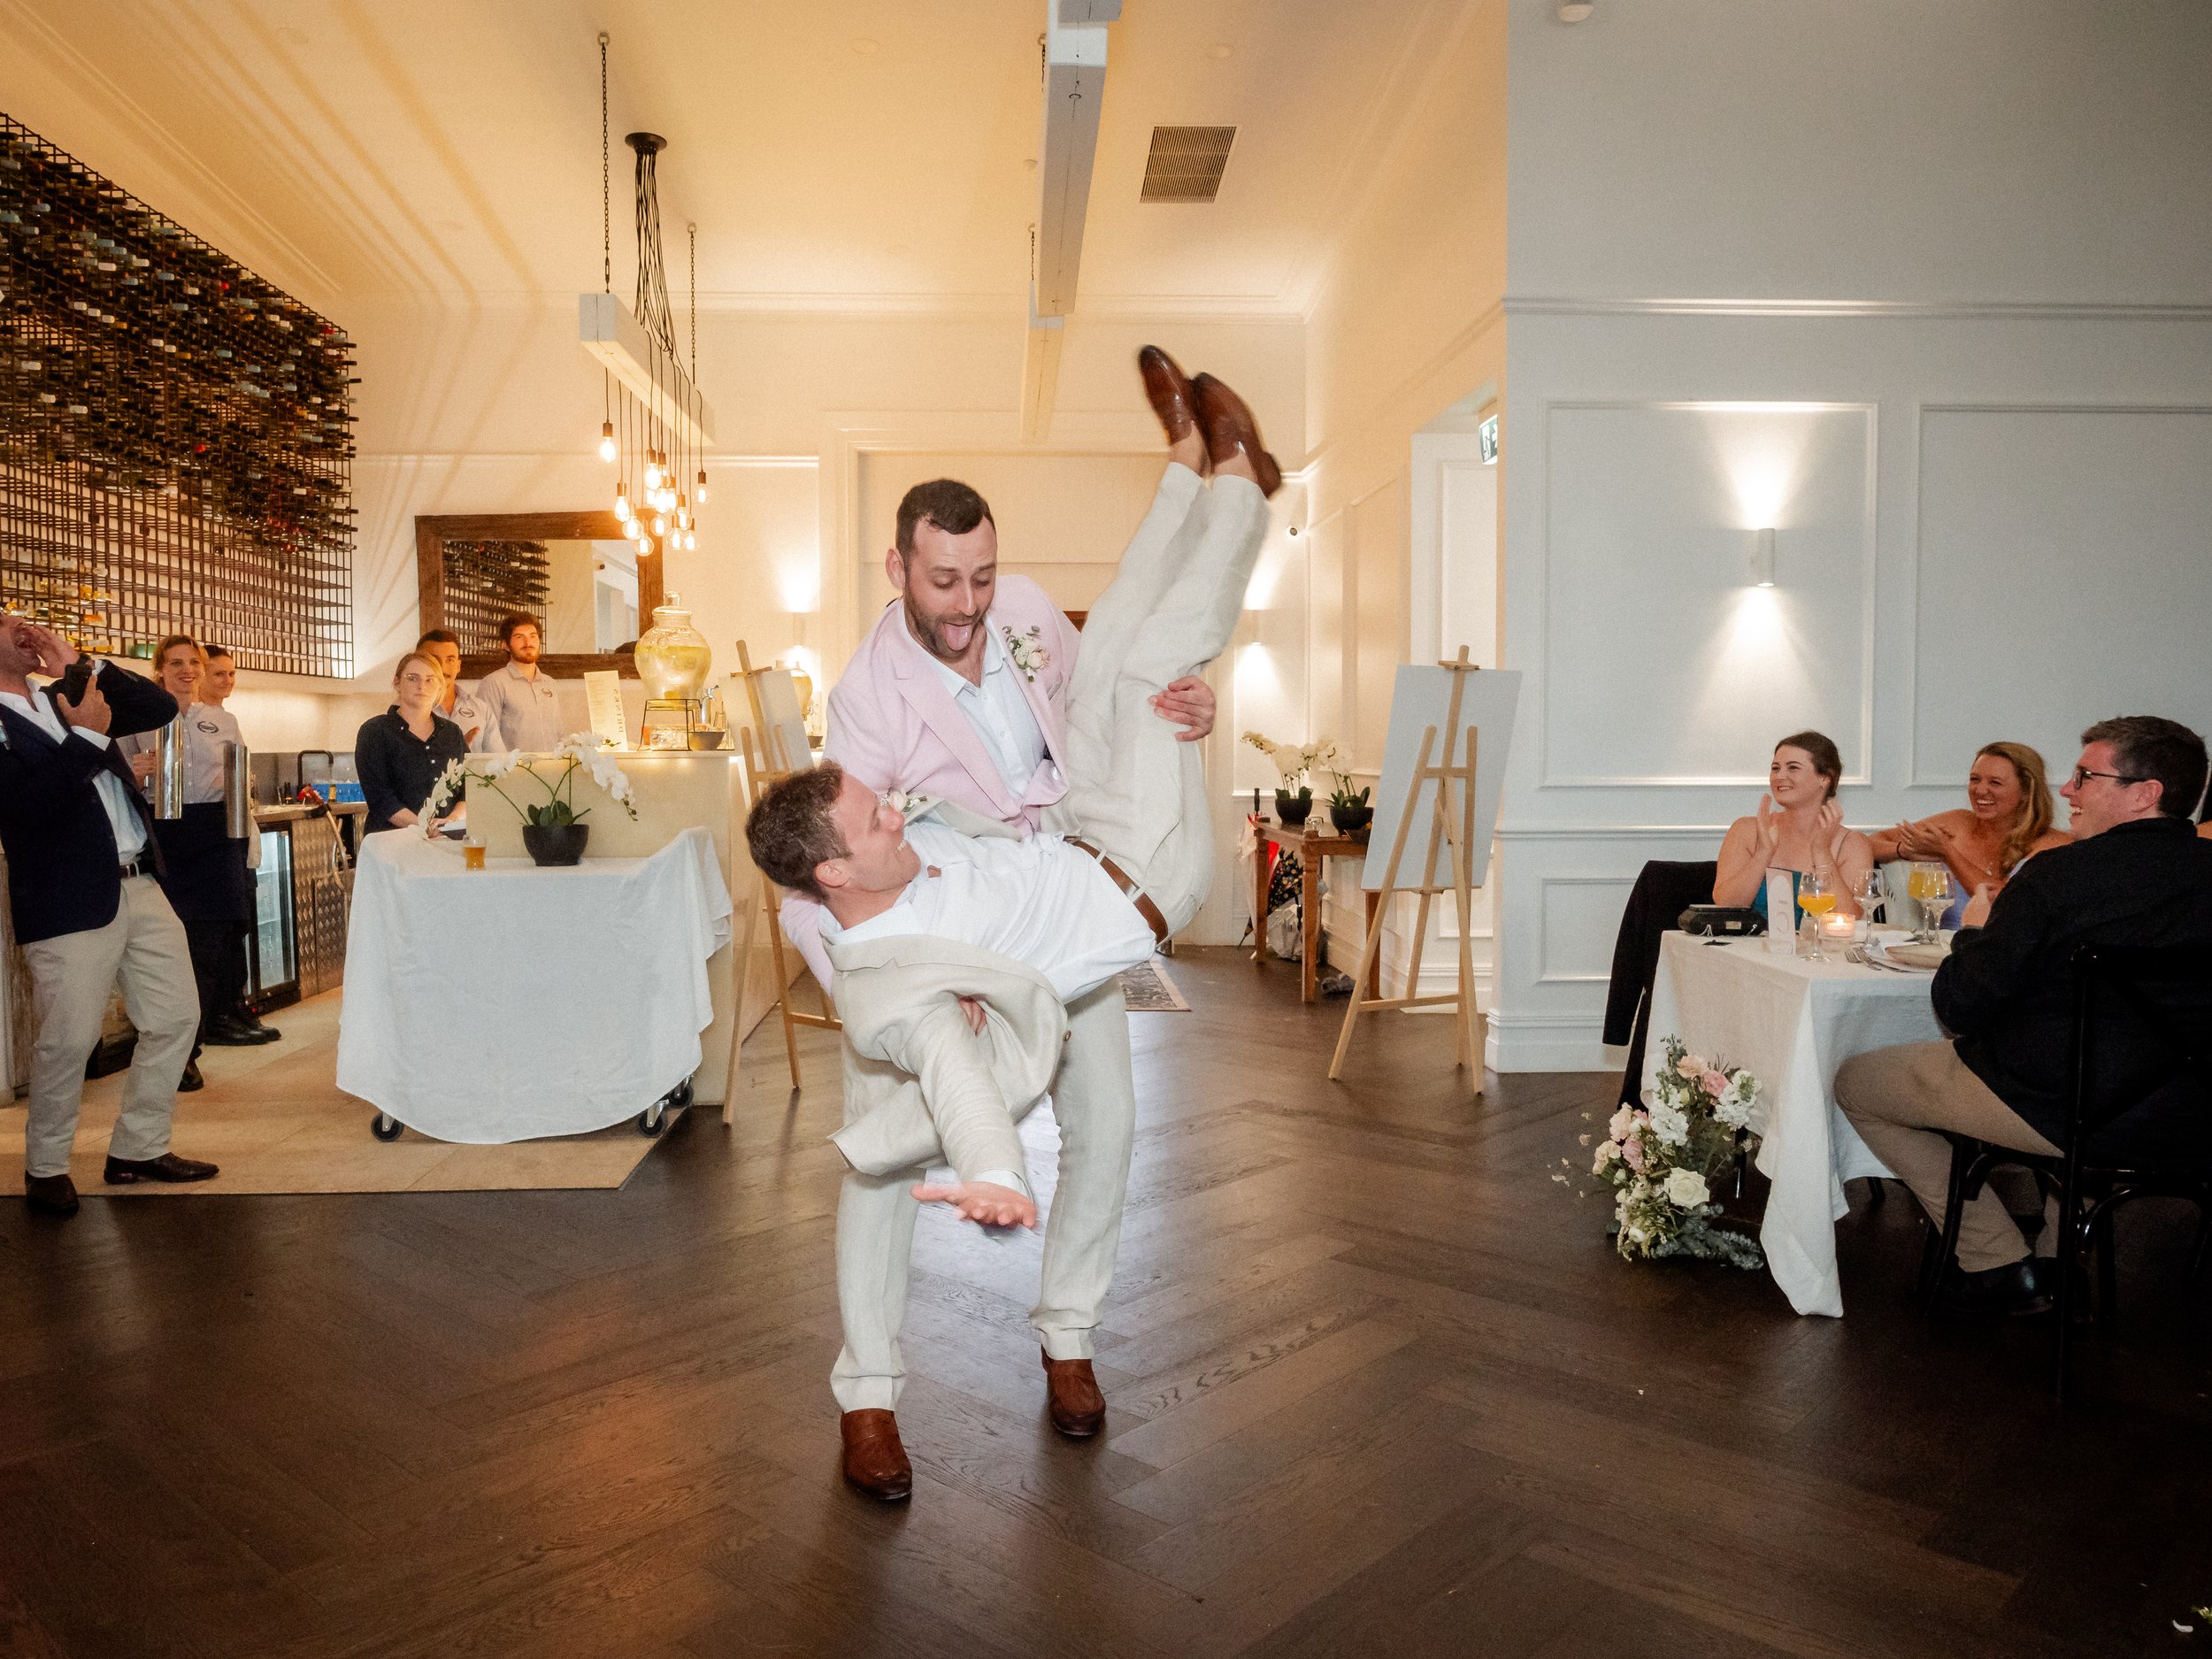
[
  {"xmin": 121, "ymin": 638, "xmax": 276, "ymax": 1056},
  {"xmin": 0, "ymin": 613, "xmax": 219, "ymax": 1217},
  {"xmin": 415, "ymin": 628, "xmax": 492, "ymax": 751},
  {"xmin": 355, "ymin": 651, "xmax": 469, "ymax": 834},
  {"xmin": 472, "ymin": 614, "xmax": 564, "ymax": 753}
]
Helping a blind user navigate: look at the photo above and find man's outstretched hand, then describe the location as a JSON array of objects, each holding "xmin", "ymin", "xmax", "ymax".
[
  {"xmin": 1150, "ymin": 675, "xmax": 1215, "ymax": 742},
  {"xmin": 911, "ymin": 1179, "xmax": 1038, "ymax": 1231}
]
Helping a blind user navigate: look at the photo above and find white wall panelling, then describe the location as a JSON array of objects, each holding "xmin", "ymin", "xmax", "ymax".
[
  {"xmin": 1539, "ymin": 402, "xmax": 1878, "ymax": 789},
  {"xmin": 1909, "ymin": 405, "xmax": 2212, "ymax": 787}
]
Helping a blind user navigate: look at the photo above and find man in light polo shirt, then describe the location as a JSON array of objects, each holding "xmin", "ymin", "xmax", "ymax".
[
  {"xmin": 472, "ymin": 614, "xmax": 564, "ymax": 754},
  {"xmin": 415, "ymin": 628, "xmax": 492, "ymax": 751}
]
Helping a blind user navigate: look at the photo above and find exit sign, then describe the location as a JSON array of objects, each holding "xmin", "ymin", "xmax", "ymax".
[{"xmin": 1478, "ymin": 414, "xmax": 1499, "ymax": 465}]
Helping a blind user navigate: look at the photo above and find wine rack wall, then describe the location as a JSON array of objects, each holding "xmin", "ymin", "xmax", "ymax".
[
  {"xmin": 439, "ymin": 539, "xmax": 548, "ymax": 654},
  {"xmin": 0, "ymin": 114, "xmax": 356, "ymax": 676}
]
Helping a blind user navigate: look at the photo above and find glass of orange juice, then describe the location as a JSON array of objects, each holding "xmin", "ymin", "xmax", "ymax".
[{"xmin": 1797, "ymin": 867, "xmax": 1838, "ymax": 960}]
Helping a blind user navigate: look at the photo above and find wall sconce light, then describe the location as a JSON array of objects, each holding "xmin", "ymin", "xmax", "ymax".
[{"xmin": 1751, "ymin": 526, "xmax": 1777, "ymax": 588}]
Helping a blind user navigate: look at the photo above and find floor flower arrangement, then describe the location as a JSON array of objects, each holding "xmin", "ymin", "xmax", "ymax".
[{"xmin": 1561, "ymin": 1034, "xmax": 1765, "ymax": 1269}]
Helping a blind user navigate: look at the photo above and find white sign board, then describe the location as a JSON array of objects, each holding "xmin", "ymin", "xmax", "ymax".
[
  {"xmin": 1360, "ymin": 664, "xmax": 1522, "ymax": 892},
  {"xmin": 752, "ymin": 668, "xmax": 812, "ymax": 775}
]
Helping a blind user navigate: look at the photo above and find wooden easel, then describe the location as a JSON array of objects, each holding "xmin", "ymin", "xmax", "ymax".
[
  {"xmin": 1327, "ymin": 647, "xmax": 1486, "ymax": 1086},
  {"xmin": 724, "ymin": 643, "xmax": 840, "ymax": 1114}
]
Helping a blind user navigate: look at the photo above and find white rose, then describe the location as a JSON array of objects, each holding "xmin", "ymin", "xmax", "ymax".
[{"xmin": 1663, "ymin": 1169, "xmax": 1709, "ymax": 1208}]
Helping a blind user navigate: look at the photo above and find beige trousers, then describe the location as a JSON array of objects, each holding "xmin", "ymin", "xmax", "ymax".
[
  {"xmin": 832, "ymin": 976, "xmax": 1134, "ymax": 1411},
  {"xmin": 1055, "ymin": 464, "xmax": 1271, "ymax": 932},
  {"xmin": 21, "ymin": 876, "xmax": 201, "ymax": 1179},
  {"xmin": 1834, "ymin": 1040, "xmax": 2061, "ymax": 1273}
]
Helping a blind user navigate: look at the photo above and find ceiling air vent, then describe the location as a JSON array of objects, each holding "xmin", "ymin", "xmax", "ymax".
[{"xmin": 1141, "ymin": 126, "xmax": 1236, "ymax": 203}]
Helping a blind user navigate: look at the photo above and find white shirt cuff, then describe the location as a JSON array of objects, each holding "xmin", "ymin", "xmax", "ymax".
[
  {"xmin": 972, "ymin": 1168, "xmax": 1032, "ymax": 1200},
  {"xmin": 75, "ymin": 727, "xmax": 111, "ymax": 750}
]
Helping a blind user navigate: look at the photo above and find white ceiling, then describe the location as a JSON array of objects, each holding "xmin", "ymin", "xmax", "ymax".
[{"xmin": 4, "ymin": 0, "xmax": 1480, "ymax": 319}]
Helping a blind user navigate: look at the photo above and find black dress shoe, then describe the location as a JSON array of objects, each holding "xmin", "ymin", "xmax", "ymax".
[
  {"xmin": 104, "ymin": 1152, "xmax": 219, "ymax": 1186},
  {"xmin": 203, "ymin": 1015, "xmax": 280, "ymax": 1047},
  {"xmin": 178, "ymin": 1058, "xmax": 205, "ymax": 1092},
  {"xmin": 1940, "ymin": 1256, "xmax": 2054, "ymax": 1317},
  {"xmin": 23, "ymin": 1173, "xmax": 79, "ymax": 1217}
]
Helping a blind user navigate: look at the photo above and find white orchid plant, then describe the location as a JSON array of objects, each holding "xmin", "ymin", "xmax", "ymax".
[
  {"xmin": 423, "ymin": 733, "xmax": 640, "ymax": 833},
  {"xmin": 1559, "ymin": 1034, "xmax": 1764, "ymax": 1269},
  {"xmin": 1241, "ymin": 730, "xmax": 1340, "ymax": 802}
]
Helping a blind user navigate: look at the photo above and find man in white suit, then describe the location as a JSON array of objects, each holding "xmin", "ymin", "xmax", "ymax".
[{"xmin": 780, "ymin": 347, "xmax": 1280, "ymax": 1500}]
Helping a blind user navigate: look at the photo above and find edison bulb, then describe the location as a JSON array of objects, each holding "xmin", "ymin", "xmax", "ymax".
[
  {"xmin": 644, "ymin": 460, "xmax": 662, "ymax": 490},
  {"xmin": 683, "ymin": 530, "xmax": 696, "ymax": 550},
  {"xmin": 695, "ymin": 468, "xmax": 710, "ymax": 503},
  {"xmin": 597, "ymin": 419, "xmax": 616, "ymax": 463}
]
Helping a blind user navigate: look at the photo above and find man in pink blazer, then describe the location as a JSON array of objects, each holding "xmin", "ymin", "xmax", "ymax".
[{"xmin": 787, "ymin": 349, "xmax": 1282, "ymax": 1500}]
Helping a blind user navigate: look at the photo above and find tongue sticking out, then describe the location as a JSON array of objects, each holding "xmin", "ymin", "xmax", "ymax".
[{"xmin": 942, "ymin": 620, "xmax": 974, "ymax": 653}]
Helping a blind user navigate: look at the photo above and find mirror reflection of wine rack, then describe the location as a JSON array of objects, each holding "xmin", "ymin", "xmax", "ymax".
[
  {"xmin": 438, "ymin": 539, "xmax": 549, "ymax": 654},
  {"xmin": 0, "ymin": 115, "xmax": 356, "ymax": 676}
]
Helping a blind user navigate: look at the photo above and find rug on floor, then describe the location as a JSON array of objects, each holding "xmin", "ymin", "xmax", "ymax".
[
  {"xmin": 1117, "ymin": 958, "xmax": 1190, "ymax": 1012},
  {"xmin": 0, "ymin": 992, "xmax": 677, "ymax": 1198}
]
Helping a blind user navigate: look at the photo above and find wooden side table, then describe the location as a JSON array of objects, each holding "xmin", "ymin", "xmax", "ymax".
[{"xmin": 1249, "ymin": 818, "xmax": 1383, "ymax": 1003}]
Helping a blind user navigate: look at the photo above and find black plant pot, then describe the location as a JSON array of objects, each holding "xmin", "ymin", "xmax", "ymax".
[
  {"xmin": 1274, "ymin": 792, "xmax": 1314, "ymax": 828},
  {"xmin": 521, "ymin": 823, "xmax": 590, "ymax": 866},
  {"xmin": 1330, "ymin": 803, "xmax": 1373, "ymax": 836}
]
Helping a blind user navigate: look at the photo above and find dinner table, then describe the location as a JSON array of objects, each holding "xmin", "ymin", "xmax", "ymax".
[
  {"xmin": 337, "ymin": 826, "xmax": 731, "ymax": 1142},
  {"xmin": 1641, "ymin": 930, "xmax": 1947, "ymax": 1317}
]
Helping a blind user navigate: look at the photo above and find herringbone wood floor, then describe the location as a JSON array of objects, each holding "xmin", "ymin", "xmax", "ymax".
[{"xmin": 0, "ymin": 949, "xmax": 2206, "ymax": 1658}]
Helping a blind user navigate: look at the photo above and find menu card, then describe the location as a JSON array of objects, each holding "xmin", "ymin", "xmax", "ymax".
[{"xmin": 583, "ymin": 671, "xmax": 626, "ymax": 750}]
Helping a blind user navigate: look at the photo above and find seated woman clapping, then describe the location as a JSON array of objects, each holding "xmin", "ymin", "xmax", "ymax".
[
  {"xmin": 1869, "ymin": 741, "xmax": 2068, "ymax": 923},
  {"xmin": 1714, "ymin": 730, "xmax": 1875, "ymax": 925}
]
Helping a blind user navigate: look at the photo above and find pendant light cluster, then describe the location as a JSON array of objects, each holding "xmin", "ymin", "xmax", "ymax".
[{"xmin": 592, "ymin": 34, "xmax": 710, "ymax": 563}]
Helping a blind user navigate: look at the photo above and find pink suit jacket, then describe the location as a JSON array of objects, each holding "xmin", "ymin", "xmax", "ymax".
[{"xmin": 781, "ymin": 575, "xmax": 1084, "ymax": 987}]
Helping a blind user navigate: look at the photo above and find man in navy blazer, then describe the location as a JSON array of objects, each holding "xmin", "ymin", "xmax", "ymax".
[{"xmin": 0, "ymin": 614, "xmax": 219, "ymax": 1216}]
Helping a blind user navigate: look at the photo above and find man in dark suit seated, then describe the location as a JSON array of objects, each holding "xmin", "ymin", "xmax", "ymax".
[
  {"xmin": 1837, "ymin": 715, "xmax": 2212, "ymax": 1316},
  {"xmin": 0, "ymin": 614, "xmax": 219, "ymax": 1217}
]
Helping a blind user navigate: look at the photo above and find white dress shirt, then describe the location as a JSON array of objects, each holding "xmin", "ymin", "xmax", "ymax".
[
  {"xmin": 926, "ymin": 629, "xmax": 1048, "ymax": 800},
  {"xmin": 0, "ymin": 686, "xmax": 148, "ymax": 859},
  {"xmin": 821, "ymin": 821, "xmax": 1155, "ymax": 1007},
  {"xmin": 441, "ymin": 686, "xmax": 494, "ymax": 752}
]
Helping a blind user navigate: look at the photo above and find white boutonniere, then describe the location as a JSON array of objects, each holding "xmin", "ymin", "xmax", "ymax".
[{"xmin": 1003, "ymin": 625, "xmax": 1049, "ymax": 682}]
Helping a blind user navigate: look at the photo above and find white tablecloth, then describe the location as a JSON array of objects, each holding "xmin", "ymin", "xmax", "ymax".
[
  {"xmin": 336, "ymin": 827, "xmax": 731, "ymax": 1142},
  {"xmin": 1642, "ymin": 933, "xmax": 1943, "ymax": 1317}
]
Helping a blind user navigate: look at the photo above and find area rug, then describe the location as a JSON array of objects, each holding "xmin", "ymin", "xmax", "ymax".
[
  {"xmin": 1118, "ymin": 958, "xmax": 1190, "ymax": 1012},
  {"xmin": 0, "ymin": 992, "xmax": 675, "ymax": 1198}
]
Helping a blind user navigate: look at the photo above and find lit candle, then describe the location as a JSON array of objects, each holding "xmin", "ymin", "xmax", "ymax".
[{"xmin": 1820, "ymin": 913, "xmax": 1855, "ymax": 941}]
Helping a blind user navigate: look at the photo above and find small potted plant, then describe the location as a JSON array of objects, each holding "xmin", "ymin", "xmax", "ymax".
[
  {"xmin": 1241, "ymin": 730, "xmax": 1333, "ymax": 828},
  {"xmin": 426, "ymin": 735, "xmax": 639, "ymax": 865},
  {"xmin": 1327, "ymin": 757, "xmax": 1372, "ymax": 836}
]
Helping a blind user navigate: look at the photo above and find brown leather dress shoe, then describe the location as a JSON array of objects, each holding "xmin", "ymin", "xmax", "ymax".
[
  {"xmin": 103, "ymin": 1152, "xmax": 219, "ymax": 1186},
  {"xmin": 23, "ymin": 1173, "xmax": 79, "ymax": 1217},
  {"xmin": 1191, "ymin": 373, "xmax": 1283, "ymax": 497},
  {"xmin": 839, "ymin": 1409, "xmax": 913, "ymax": 1502},
  {"xmin": 1041, "ymin": 1351, "xmax": 1107, "ymax": 1438},
  {"xmin": 1138, "ymin": 344, "xmax": 1201, "ymax": 449}
]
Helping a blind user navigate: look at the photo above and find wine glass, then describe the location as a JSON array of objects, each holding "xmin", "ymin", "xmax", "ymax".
[
  {"xmin": 1797, "ymin": 867, "xmax": 1839, "ymax": 961},
  {"xmin": 1908, "ymin": 863, "xmax": 1953, "ymax": 943},
  {"xmin": 1855, "ymin": 867, "xmax": 1887, "ymax": 928}
]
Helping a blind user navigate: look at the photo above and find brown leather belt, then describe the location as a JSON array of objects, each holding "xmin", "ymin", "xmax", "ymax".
[{"xmin": 1067, "ymin": 838, "xmax": 1171, "ymax": 948}]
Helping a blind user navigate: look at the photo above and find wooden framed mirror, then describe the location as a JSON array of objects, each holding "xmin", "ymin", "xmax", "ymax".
[{"xmin": 414, "ymin": 511, "xmax": 664, "ymax": 679}]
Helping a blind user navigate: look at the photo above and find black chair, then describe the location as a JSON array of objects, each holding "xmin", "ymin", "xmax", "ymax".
[
  {"xmin": 1921, "ymin": 944, "xmax": 2212, "ymax": 1400},
  {"xmin": 1602, "ymin": 860, "xmax": 1719, "ymax": 1109}
]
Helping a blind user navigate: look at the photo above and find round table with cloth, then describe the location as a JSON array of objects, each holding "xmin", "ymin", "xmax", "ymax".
[{"xmin": 336, "ymin": 826, "xmax": 731, "ymax": 1141}]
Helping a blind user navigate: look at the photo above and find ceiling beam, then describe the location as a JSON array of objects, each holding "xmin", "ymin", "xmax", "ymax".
[
  {"xmin": 578, "ymin": 292, "xmax": 718, "ymax": 444},
  {"xmin": 1033, "ymin": 3, "xmax": 1113, "ymax": 319}
]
